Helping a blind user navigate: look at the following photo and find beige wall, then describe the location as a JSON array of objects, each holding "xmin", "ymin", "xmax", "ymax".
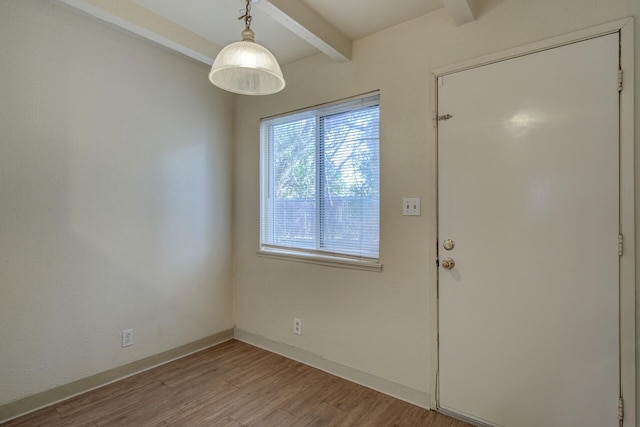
[
  {"xmin": 0, "ymin": 1, "xmax": 233, "ymax": 406},
  {"xmin": 233, "ymin": 0, "xmax": 635, "ymax": 408},
  {"xmin": 2, "ymin": 0, "xmax": 639, "ymax": 422}
]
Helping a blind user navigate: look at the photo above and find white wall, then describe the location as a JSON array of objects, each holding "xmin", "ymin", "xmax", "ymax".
[
  {"xmin": 233, "ymin": 0, "xmax": 634, "ymax": 408},
  {"xmin": 2, "ymin": 0, "xmax": 639, "ymax": 421},
  {"xmin": 0, "ymin": 0, "xmax": 233, "ymax": 406}
]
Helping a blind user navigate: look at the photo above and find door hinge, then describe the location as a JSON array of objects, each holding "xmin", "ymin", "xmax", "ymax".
[
  {"xmin": 618, "ymin": 69, "xmax": 623, "ymax": 92},
  {"xmin": 618, "ymin": 397, "xmax": 624, "ymax": 421},
  {"xmin": 618, "ymin": 234, "xmax": 623, "ymax": 256}
]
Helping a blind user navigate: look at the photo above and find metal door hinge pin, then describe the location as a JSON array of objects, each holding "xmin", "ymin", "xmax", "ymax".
[
  {"xmin": 618, "ymin": 397, "xmax": 624, "ymax": 421},
  {"xmin": 618, "ymin": 234, "xmax": 623, "ymax": 256},
  {"xmin": 618, "ymin": 69, "xmax": 623, "ymax": 92}
]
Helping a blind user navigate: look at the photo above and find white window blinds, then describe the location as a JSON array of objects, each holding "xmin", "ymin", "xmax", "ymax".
[{"xmin": 260, "ymin": 93, "xmax": 380, "ymax": 262}]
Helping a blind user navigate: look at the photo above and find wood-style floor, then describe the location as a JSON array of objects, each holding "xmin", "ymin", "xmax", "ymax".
[{"xmin": 1, "ymin": 340, "xmax": 472, "ymax": 427}]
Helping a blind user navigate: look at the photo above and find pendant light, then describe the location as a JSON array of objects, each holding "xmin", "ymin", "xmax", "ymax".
[{"xmin": 208, "ymin": 0, "xmax": 285, "ymax": 95}]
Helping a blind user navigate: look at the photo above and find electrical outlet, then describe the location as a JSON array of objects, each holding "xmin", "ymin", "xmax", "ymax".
[
  {"xmin": 293, "ymin": 318, "xmax": 302, "ymax": 335},
  {"xmin": 122, "ymin": 329, "xmax": 134, "ymax": 347}
]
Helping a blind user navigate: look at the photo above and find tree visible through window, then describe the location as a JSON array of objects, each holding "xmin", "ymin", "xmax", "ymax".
[{"xmin": 260, "ymin": 93, "xmax": 380, "ymax": 262}]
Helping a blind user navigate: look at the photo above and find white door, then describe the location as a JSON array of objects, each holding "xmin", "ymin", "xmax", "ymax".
[{"xmin": 437, "ymin": 34, "xmax": 620, "ymax": 427}]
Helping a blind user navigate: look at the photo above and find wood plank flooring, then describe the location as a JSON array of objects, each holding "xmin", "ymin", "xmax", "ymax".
[{"xmin": 1, "ymin": 340, "xmax": 472, "ymax": 426}]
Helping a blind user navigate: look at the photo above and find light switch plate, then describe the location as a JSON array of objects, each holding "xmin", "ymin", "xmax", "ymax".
[{"xmin": 403, "ymin": 198, "xmax": 421, "ymax": 216}]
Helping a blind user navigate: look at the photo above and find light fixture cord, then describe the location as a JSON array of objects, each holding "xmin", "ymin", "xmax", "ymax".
[{"xmin": 238, "ymin": 0, "xmax": 252, "ymax": 30}]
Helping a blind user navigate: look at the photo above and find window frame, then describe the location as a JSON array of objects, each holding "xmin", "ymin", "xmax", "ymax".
[{"xmin": 258, "ymin": 92, "xmax": 382, "ymax": 271}]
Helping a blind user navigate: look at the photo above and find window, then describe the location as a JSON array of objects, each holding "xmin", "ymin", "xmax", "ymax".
[{"xmin": 259, "ymin": 93, "xmax": 380, "ymax": 270}]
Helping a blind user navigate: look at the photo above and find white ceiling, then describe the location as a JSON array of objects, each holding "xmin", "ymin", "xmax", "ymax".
[
  {"xmin": 57, "ymin": 0, "xmax": 472, "ymax": 66},
  {"xmin": 129, "ymin": 0, "xmax": 314, "ymax": 64},
  {"xmin": 129, "ymin": 0, "xmax": 445, "ymax": 64},
  {"xmin": 303, "ymin": 0, "xmax": 444, "ymax": 39}
]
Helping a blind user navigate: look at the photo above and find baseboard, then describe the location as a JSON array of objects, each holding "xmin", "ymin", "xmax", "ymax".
[
  {"xmin": 438, "ymin": 408, "xmax": 495, "ymax": 427},
  {"xmin": 0, "ymin": 329, "xmax": 234, "ymax": 424},
  {"xmin": 233, "ymin": 328, "xmax": 430, "ymax": 409},
  {"xmin": 1, "ymin": 327, "xmax": 430, "ymax": 423}
]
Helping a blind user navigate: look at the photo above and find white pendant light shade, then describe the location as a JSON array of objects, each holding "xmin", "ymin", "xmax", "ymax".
[{"xmin": 209, "ymin": 31, "xmax": 285, "ymax": 96}]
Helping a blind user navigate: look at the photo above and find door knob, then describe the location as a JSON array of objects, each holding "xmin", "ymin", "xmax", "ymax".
[
  {"xmin": 442, "ymin": 257, "xmax": 455, "ymax": 270},
  {"xmin": 443, "ymin": 239, "xmax": 455, "ymax": 251}
]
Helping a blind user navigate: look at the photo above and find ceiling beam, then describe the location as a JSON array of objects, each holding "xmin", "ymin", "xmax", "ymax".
[
  {"xmin": 255, "ymin": 0, "xmax": 352, "ymax": 63},
  {"xmin": 53, "ymin": 0, "xmax": 219, "ymax": 65},
  {"xmin": 441, "ymin": 0, "xmax": 475, "ymax": 26}
]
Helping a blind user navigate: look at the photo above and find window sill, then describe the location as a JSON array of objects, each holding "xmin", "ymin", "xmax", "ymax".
[{"xmin": 257, "ymin": 248, "xmax": 382, "ymax": 272}]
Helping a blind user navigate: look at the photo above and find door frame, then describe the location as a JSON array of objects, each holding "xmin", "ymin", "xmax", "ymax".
[{"xmin": 428, "ymin": 18, "xmax": 635, "ymax": 426}]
